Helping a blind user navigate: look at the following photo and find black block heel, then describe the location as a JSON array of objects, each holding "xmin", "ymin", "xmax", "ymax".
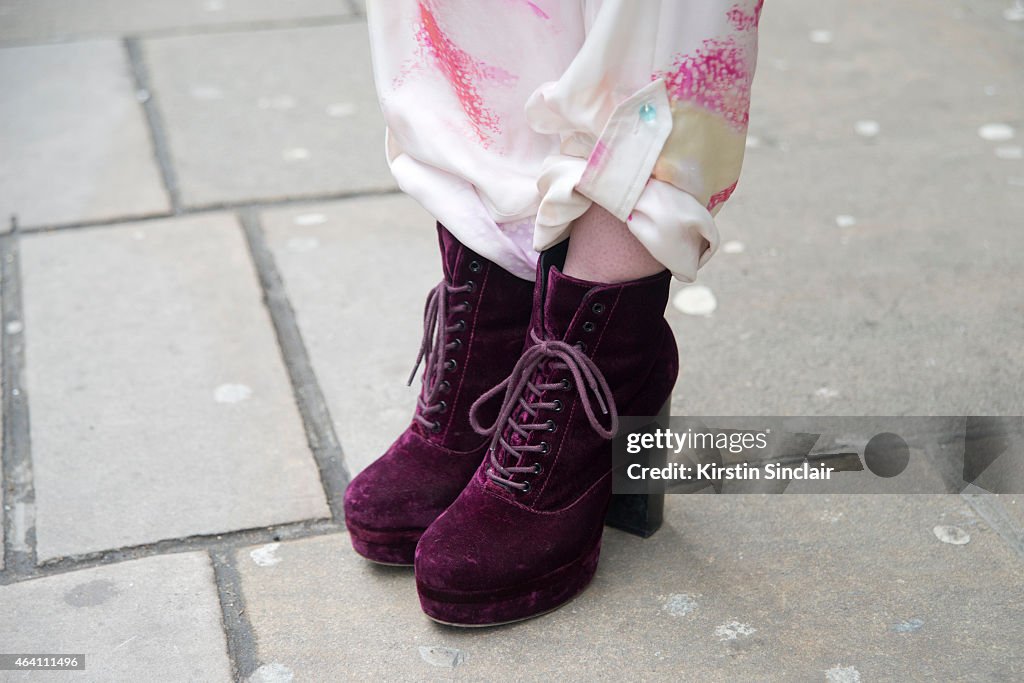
[{"xmin": 605, "ymin": 399, "xmax": 670, "ymax": 538}]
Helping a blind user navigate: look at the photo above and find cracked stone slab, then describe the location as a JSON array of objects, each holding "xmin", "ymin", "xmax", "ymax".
[
  {"xmin": 260, "ymin": 195, "xmax": 440, "ymax": 475},
  {"xmin": 235, "ymin": 495, "xmax": 1023, "ymax": 680},
  {"xmin": 141, "ymin": 23, "xmax": 394, "ymax": 208},
  {"xmin": 0, "ymin": 41, "xmax": 170, "ymax": 228},
  {"xmin": 0, "ymin": 0, "xmax": 353, "ymax": 44},
  {"xmin": 21, "ymin": 214, "xmax": 329, "ymax": 561},
  {"xmin": 0, "ymin": 552, "xmax": 231, "ymax": 681}
]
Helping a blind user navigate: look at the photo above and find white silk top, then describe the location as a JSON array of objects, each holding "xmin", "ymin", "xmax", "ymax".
[{"xmin": 366, "ymin": 0, "xmax": 762, "ymax": 281}]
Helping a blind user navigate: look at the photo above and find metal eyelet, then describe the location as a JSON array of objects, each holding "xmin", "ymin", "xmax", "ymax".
[
  {"xmin": 591, "ymin": 302, "xmax": 605, "ymax": 315},
  {"xmin": 461, "ymin": 301, "xmax": 472, "ymax": 312},
  {"xmin": 469, "ymin": 260, "xmax": 482, "ymax": 273},
  {"xmin": 552, "ymin": 399, "xmax": 563, "ymax": 412},
  {"xmin": 582, "ymin": 321, "xmax": 596, "ymax": 333},
  {"xmin": 439, "ymin": 380, "xmax": 451, "ymax": 393},
  {"xmin": 430, "ymin": 421, "xmax": 441, "ymax": 433},
  {"xmin": 465, "ymin": 280, "xmax": 476, "ymax": 293},
  {"xmin": 455, "ymin": 320, "xmax": 466, "ymax": 331},
  {"xmin": 574, "ymin": 341, "xmax": 587, "ymax": 353},
  {"xmin": 560, "ymin": 379, "xmax": 572, "ymax": 391},
  {"xmin": 437, "ymin": 401, "xmax": 447, "ymax": 413},
  {"xmin": 532, "ymin": 463, "xmax": 543, "ymax": 474},
  {"xmin": 546, "ymin": 420, "xmax": 557, "ymax": 433},
  {"xmin": 451, "ymin": 338, "xmax": 462, "ymax": 350},
  {"xmin": 444, "ymin": 359, "xmax": 457, "ymax": 371},
  {"xmin": 539, "ymin": 441, "xmax": 549, "ymax": 454},
  {"xmin": 520, "ymin": 481, "xmax": 531, "ymax": 493}
]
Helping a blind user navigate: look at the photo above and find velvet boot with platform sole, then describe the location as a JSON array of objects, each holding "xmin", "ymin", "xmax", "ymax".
[
  {"xmin": 343, "ymin": 224, "xmax": 534, "ymax": 565},
  {"xmin": 414, "ymin": 243, "xmax": 677, "ymax": 624}
]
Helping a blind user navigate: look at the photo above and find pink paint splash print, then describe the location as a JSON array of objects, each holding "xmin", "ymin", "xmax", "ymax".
[
  {"xmin": 655, "ymin": 2, "xmax": 760, "ymax": 132},
  {"xmin": 727, "ymin": 0, "xmax": 763, "ymax": 32},
  {"xmin": 588, "ymin": 140, "xmax": 609, "ymax": 166},
  {"xmin": 707, "ymin": 180, "xmax": 738, "ymax": 212},
  {"xmin": 501, "ymin": 0, "xmax": 549, "ymax": 20},
  {"xmin": 408, "ymin": 1, "xmax": 518, "ymax": 147},
  {"xmin": 655, "ymin": 35, "xmax": 754, "ymax": 131},
  {"xmin": 583, "ymin": 140, "xmax": 609, "ymax": 176}
]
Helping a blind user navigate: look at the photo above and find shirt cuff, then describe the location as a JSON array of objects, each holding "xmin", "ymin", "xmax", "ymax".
[
  {"xmin": 576, "ymin": 78, "xmax": 672, "ymax": 221},
  {"xmin": 627, "ymin": 178, "xmax": 719, "ymax": 283},
  {"xmin": 529, "ymin": 79, "xmax": 673, "ymax": 250}
]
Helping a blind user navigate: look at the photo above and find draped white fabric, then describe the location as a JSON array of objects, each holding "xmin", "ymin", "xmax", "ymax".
[{"xmin": 367, "ymin": 0, "xmax": 761, "ymax": 281}]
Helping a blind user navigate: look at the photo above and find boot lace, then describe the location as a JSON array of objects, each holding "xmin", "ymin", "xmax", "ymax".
[
  {"xmin": 408, "ymin": 280, "xmax": 473, "ymax": 433},
  {"xmin": 469, "ymin": 329, "xmax": 619, "ymax": 492}
]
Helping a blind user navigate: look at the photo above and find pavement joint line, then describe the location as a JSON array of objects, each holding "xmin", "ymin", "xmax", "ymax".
[
  {"xmin": 0, "ymin": 518, "xmax": 341, "ymax": 587},
  {"xmin": 238, "ymin": 208, "xmax": 351, "ymax": 520},
  {"xmin": 1, "ymin": 219, "xmax": 38, "ymax": 575},
  {"xmin": 345, "ymin": 0, "xmax": 366, "ymax": 18},
  {"xmin": 123, "ymin": 36, "xmax": 183, "ymax": 215},
  {"xmin": 960, "ymin": 490, "xmax": 1024, "ymax": 562},
  {"xmin": 0, "ymin": 13, "xmax": 366, "ymax": 50},
  {"xmin": 17, "ymin": 187, "xmax": 403, "ymax": 235},
  {"xmin": 210, "ymin": 548, "xmax": 261, "ymax": 682}
]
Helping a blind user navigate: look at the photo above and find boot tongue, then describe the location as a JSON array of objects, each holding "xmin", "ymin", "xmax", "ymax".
[
  {"xmin": 436, "ymin": 224, "xmax": 463, "ymax": 281},
  {"xmin": 542, "ymin": 266, "xmax": 595, "ymax": 340},
  {"xmin": 498, "ymin": 265, "xmax": 591, "ymax": 459}
]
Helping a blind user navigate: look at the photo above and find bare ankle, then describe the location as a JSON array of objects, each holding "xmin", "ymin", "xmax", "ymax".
[{"xmin": 562, "ymin": 205, "xmax": 665, "ymax": 284}]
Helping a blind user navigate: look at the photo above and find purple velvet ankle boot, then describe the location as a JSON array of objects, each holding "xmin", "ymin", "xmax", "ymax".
[
  {"xmin": 414, "ymin": 245, "xmax": 678, "ymax": 625},
  {"xmin": 343, "ymin": 224, "xmax": 534, "ymax": 565}
]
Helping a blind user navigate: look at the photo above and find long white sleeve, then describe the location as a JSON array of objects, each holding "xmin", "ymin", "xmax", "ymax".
[{"xmin": 526, "ymin": 0, "xmax": 761, "ymax": 280}]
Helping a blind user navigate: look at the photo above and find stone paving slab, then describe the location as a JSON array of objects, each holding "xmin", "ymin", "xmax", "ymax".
[
  {"xmin": 21, "ymin": 214, "xmax": 329, "ymax": 561},
  {"xmin": 0, "ymin": 0, "xmax": 354, "ymax": 44},
  {"xmin": 0, "ymin": 551, "xmax": 231, "ymax": 681},
  {"xmin": 1, "ymin": 284, "xmax": 3, "ymax": 568},
  {"xmin": 1002, "ymin": 495, "xmax": 1024, "ymax": 540},
  {"xmin": 0, "ymin": 41, "xmax": 170, "ymax": 229},
  {"xmin": 0, "ymin": 552, "xmax": 228, "ymax": 679},
  {"xmin": 236, "ymin": 494, "xmax": 1023, "ymax": 681},
  {"xmin": 667, "ymin": 0, "xmax": 1024, "ymax": 417},
  {"xmin": 142, "ymin": 23, "xmax": 394, "ymax": 208},
  {"xmin": 261, "ymin": 195, "xmax": 440, "ymax": 475}
]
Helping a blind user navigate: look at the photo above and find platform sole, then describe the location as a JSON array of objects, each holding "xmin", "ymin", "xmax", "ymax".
[
  {"xmin": 346, "ymin": 519, "xmax": 424, "ymax": 566},
  {"xmin": 416, "ymin": 538, "xmax": 602, "ymax": 627}
]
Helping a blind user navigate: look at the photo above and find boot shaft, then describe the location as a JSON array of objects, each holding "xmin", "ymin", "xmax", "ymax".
[
  {"xmin": 480, "ymin": 248, "xmax": 679, "ymax": 511},
  {"xmin": 414, "ymin": 224, "xmax": 534, "ymax": 450},
  {"xmin": 538, "ymin": 264, "xmax": 676, "ymax": 399}
]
